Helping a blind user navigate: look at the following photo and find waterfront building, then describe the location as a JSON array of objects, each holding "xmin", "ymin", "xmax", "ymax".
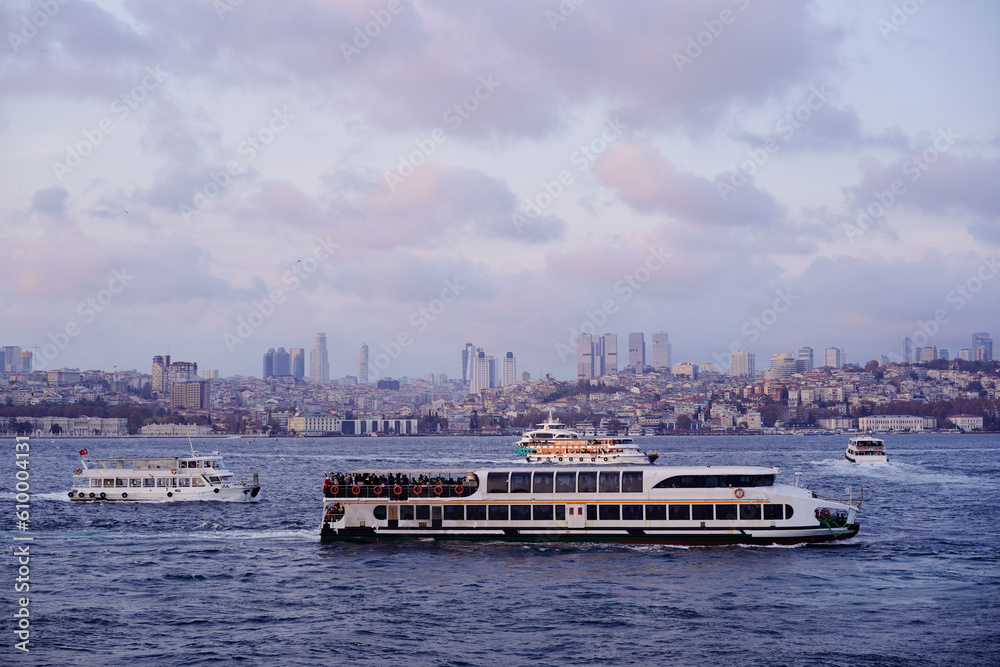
[
  {"xmin": 628, "ymin": 333, "xmax": 646, "ymax": 372},
  {"xmin": 858, "ymin": 415, "xmax": 936, "ymax": 432},
  {"xmin": 950, "ymin": 414, "xmax": 983, "ymax": 432}
]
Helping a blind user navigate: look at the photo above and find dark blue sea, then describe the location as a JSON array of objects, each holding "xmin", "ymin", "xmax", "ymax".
[{"xmin": 3, "ymin": 433, "xmax": 999, "ymax": 666}]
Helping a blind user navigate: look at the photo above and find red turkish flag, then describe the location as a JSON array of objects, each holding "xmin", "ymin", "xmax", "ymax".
[{"xmin": 79, "ymin": 448, "xmax": 88, "ymax": 455}]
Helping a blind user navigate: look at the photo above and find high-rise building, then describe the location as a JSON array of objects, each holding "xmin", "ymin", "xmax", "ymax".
[
  {"xmin": 487, "ymin": 355, "xmax": 497, "ymax": 388},
  {"xmin": 274, "ymin": 347, "xmax": 291, "ymax": 376},
  {"xmin": 470, "ymin": 351, "xmax": 489, "ymax": 394},
  {"xmin": 359, "ymin": 343, "xmax": 369, "ymax": 384},
  {"xmin": 310, "ymin": 333, "xmax": 329, "ymax": 384},
  {"xmin": 919, "ymin": 346, "xmax": 937, "ymax": 362},
  {"xmin": 171, "ymin": 380, "xmax": 209, "ymax": 409},
  {"xmin": 823, "ymin": 347, "xmax": 845, "ymax": 368},
  {"xmin": 729, "ymin": 350, "xmax": 755, "ymax": 377},
  {"xmin": 19, "ymin": 350, "xmax": 32, "ymax": 372},
  {"xmin": 501, "ymin": 352, "xmax": 517, "ymax": 386},
  {"xmin": 673, "ymin": 361, "xmax": 697, "ymax": 379},
  {"xmin": 1, "ymin": 346, "xmax": 21, "ymax": 373},
  {"xmin": 202, "ymin": 369, "xmax": 220, "ymax": 380},
  {"xmin": 797, "ymin": 346, "xmax": 814, "ymax": 372},
  {"xmin": 600, "ymin": 333, "xmax": 618, "ymax": 375},
  {"xmin": 290, "ymin": 348, "xmax": 305, "ymax": 379},
  {"xmin": 958, "ymin": 348, "xmax": 973, "ymax": 361},
  {"xmin": 628, "ymin": 333, "xmax": 645, "ymax": 372},
  {"xmin": 577, "ymin": 334, "xmax": 595, "ymax": 379},
  {"xmin": 902, "ymin": 337, "xmax": 913, "ymax": 363},
  {"xmin": 972, "ymin": 332, "xmax": 993, "ymax": 361},
  {"xmin": 651, "ymin": 332, "xmax": 670, "ymax": 370},
  {"xmin": 152, "ymin": 355, "xmax": 171, "ymax": 394},
  {"xmin": 462, "ymin": 342, "xmax": 476, "ymax": 381},
  {"xmin": 263, "ymin": 348, "xmax": 276, "ymax": 378},
  {"xmin": 169, "ymin": 361, "xmax": 198, "ymax": 385},
  {"xmin": 767, "ymin": 352, "xmax": 797, "ymax": 380},
  {"xmin": 938, "ymin": 349, "xmax": 949, "ymax": 360}
]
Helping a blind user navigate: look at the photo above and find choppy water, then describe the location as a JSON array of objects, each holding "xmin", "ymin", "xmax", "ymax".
[{"xmin": 3, "ymin": 433, "xmax": 999, "ymax": 666}]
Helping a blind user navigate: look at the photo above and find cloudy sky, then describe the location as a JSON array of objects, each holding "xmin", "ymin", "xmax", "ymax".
[{"xmin": 2, "ymin": 0, "xmax": 999, "ymax": 380}]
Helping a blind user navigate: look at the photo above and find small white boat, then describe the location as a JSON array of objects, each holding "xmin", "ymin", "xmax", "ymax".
[
  {"xmin": 514, "ymin": 413, "xmax": 657, "ymax": 464},
  {"xmin": 845, "ymin": 436, "xmax": 888, "ymax": 463},
  {"xmin": 68, "ymin": 446, "xmax": 260, "ymax": 501}
]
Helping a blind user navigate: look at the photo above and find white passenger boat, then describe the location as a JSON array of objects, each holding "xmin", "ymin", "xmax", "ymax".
[
  {"xmin": 68, "ymin": 449, "xmax": 260, "ymax": 502},
  {"xmin": 845, "ymin": 436, "xmax": 888, "ymax": 463},
  {"xmin": 514, "ymin": 413, "xmax": 657, "ymax": 464},
  {"xmin": 319, "ymin": 465, "xmax": 861, "ymax": 545}
]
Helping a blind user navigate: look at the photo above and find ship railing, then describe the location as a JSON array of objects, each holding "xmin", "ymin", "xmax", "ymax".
[{"xmin": 323, "ymin": 481, "xmax": 479, "ymax": 501}]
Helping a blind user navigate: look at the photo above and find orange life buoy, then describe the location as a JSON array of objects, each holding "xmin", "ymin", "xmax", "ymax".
[
  {"xmin": 454, "ymin": 485, "xmax": 464, "ymax": 495},
  {"xmin": 171, "ymin": 469, "xmax": 177, "ymax": 474},
  {"xmin": 434, "ymin": 485, "xmax": 443, "ymax": 495},
  {"xmin": 373, "ymin": 485, "xmax": 383, "ymax": 495},
  {"xmin": 413, "ymin": 485, "xmax": 423, "ymax": 494},
  {"xmin": 393, "ymin": 485, "xmax": 403, "ymax": 495},
  {"xmin": 734, "ymin": 487, "xmax": 745, "ymax": 499},
  {"xmin": 819, "ymin": 508, "xmax": 831, "ymax": 519},
  {"xmin": 331, "ymin": 485, "xmax": 339, "ymax": 495},
  {"xmin": 351, "ymin": 485, "xmax": 361, "ymax": 495}
]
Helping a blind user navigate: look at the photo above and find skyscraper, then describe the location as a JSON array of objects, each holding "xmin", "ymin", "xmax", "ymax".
[
  {"xmin": 310, "ymin": 333, "xmax": 329, "ymax": 384},
  {"xmin": 470, "ymin": 351, "xmax": 489, "ymax": 394},
  {"xmin": 461, "ymin": 342, "xmax": 476, "ymax": 381},
  {"xmin": 601, "ymin": 333, "xmax": 618, "ymax": 375},
  {"xmin": 359, "ymin": 343, "xmax": 370, "ymax": 384},
  {"xmin": 729, "ymin": 350, "xmax": 755, "ymax": 377},
  {"xmin": 1, "ymin": 346, "xmax": 21, "ymax": 373},
  {"xmin": 152, "ymin": 355, "xmax": 170, "ymax": 394},
  {"xmin": 290, "ymin": 348, "xmax": 305, "ymax": 379},
  {"xmin": 577, "ymin": 334, "xmax": 595, "ymax": 379},
  {"xmin": 972, "ymin": 332, "xmax": 993, "ymax": 361},
  {"xmin": 902, "ymin": 337, "xmax": 913, "ymax": 363},
  {"xmin": 824, "ymin": 347, "xmax": 845, "ymax": 368},
  {"xmin": 274, "ymin": 347, "xmax": 291, "ymax": 376},
  {"xmin": 263, "ymin": 348, "xmax": 276, "ymax": 378},
  {"xmin": 797, "ymin": 346, "xmax": 813, "ymax": 372},
  {"xmin": 651, "ymin": 332, "xmax": 670, "ymax": 370},
  {"xmin": 501, "ymin": 351, "xmax": 517, "ymax": 386},
  {"xmin": 19, "ymin": 350, "xmax": 31, "ymax": 372},
  {"xmin": 628, "ymin": 333, "xmax": 645, "ymax": 372}
]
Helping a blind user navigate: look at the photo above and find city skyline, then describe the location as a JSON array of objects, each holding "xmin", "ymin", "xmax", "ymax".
[{"xmin": 2, "ymin": 2, "xmax": 998, "ymax": 380}]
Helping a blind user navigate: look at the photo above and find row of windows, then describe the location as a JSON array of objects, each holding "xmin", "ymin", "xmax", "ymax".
[
  {"xmin": 653, "ymin": 474, "xmax": 775, "ymax": 489},
  {"xmin": 371, "ymin": 503, "xmax": 794, "ymax": 522},
  {"xmin": 486, "ymin": 471, "xmax": 645, "ymax": 494},
  {"xmin": 83, "ymin": 476, "xmax": 227, "ymax": 488}
]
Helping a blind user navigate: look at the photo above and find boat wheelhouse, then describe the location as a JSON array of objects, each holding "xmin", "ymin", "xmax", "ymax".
[
  {"xmin": 514, "ymin": 413, "xmax": 657, "ymax": 465},
  {"xmin": 845, "ymin": 436, "xmax": 888, "ymax": 463},
  {"xmin": 319, "ymin": 466, "xmax": 861, "ymax": 545},
  {"xmin": 68, "ymin": 451, "xmax": 260, "ymax": 502}
]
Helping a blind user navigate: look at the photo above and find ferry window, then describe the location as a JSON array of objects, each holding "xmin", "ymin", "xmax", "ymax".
[
  {"xmin": 116, "ymin": 479, "xmax": 126, "ymax": 487},
  {"xmin": 622, "ymin": 471, "xmax": 643, "ymax": 493},
  {"xmin": 586, "ymin": 505, "xmax": 597, "ymax": 520},
  {"xmin": 443, "ymin": 505, "xmax": 464, "ymax": 521},
  {"xmin": 578, "ymin": 472, "xmax": 597, "ymax": 493},
  {"xmin": 532, "ymin": 472, "xmax": 554, "ymax": 493},
  {"xmin": 157, "ymin": 478, "xmax": 168, "ymax": 487},
  {"xmin": 510, "ymin": 505, "xmax": 531, "ymax": 521},
  {"xmin": 646, "ymin": 505, "xmax": 667, "ymax": 520},
  {"xmin": 374, "ymin": 505, "xmax": 387, "ymax": 520},
  {"xmin": 703, "ymin": 476, "xmax": 719, "ymax": 488},
  {"xmin": 533, "ymin": 505, "xmax": 554, "ymax": 521},
  {"xmin": 143, "ymin": 478, "xmax": 155, "ymax": 487},
  {"xmin": 177, "ymin": 478, "xmax": 191, "ymax": 487},
  {"xmin": 739, "ymin": 504, "xmax": 761, "ymax": 520},
  {"xmin": 488, "ymin": 505, "xmax": 509, "ymax": 521},
  {"xmin": 129, "ymin": 479, "xmax": 141, "ymax": 487},
  {"xmin": 598, "ymin": 471, "xmax": 620, "ymax": 493},
  {"xmin": 487, "ymin": 472, "xmax": 509, "ymax": 493},
  {"xmin": 716, "ymin": 504, "xmax": 738, "ymax": 520},
  {"xmin": 400, "ymin": 505, "xmax": 415, "ymax": 520},
  {"xmin": 784, "ymin": 505, "xmax": 794, "ymax": 519},
  {"xmin": 555, "ymin": 472, "xmax": 576, "ymax": 493},
  {"xmin": 555, "ymin": 505, "xmax": 565, "ymax": 520},
  {"xmin": 622, "ymin": 505, "xmax": 643, "ymax": 521},
  {"xmin": 598, "ymin": 505, "xmax": 620, "ymax": 521},
  {"xmin": 692, "ymin": 504, "xmax": 714, "ymax": 520},
  {"xmin": 180, "ymin": 461, "xmax": 187, "ymax": 469},
  {"xmin": 91, "ymin": 479, "xmax": 102, "ymax": 487},
  {"xmin": 192, "ymin": 477, "xmax": 204, "ymax": 487},
  {"xmin": 208, "ymin": 476, "xmax": 221, "ymax": 484},
  {"xmin": 763, "ymin": 504, "xmax": 783, "ymax": 520},
  {"xmin": 510, "ymin": 472, "xmax": 531, "ymax": 493},
  {"xmin": 415, "ymin": 505, "xmax": 430, "ymax": 520},
  {"xmin": 104, "ymin": 479, "xmax": 115, "ymax": 487},
  {"xmin": 466, "ymin": 505, "xmax": 486, "ymax": 521},
  {"xmin": 668, "ymin": 504, "xmax": 689, "ymax": 521}
]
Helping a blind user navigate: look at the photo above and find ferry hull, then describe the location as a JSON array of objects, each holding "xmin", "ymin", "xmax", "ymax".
[
  {"xmin": 320, "ymin": 523, "xmax": 860, "ymax": 546},
  {"xmin": 68, "ymin": 486, "xmax": 259, "ymax": 502}
]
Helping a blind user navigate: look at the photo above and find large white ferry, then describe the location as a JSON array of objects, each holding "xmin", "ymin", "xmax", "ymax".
[
  {"xmin": 514, "ymin": 414, "xmax": 657, "ymax": 464},
  {"xmin": 845, "ymin": 436, "xmax": 888, "ymax": 463},
  {"xmin": 319, "ymin": 465, "xmax": 861, "ymax": 545},
  {"xmin": 68, "ymin": 449, "xmax": 260, "ymax": 502}
]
